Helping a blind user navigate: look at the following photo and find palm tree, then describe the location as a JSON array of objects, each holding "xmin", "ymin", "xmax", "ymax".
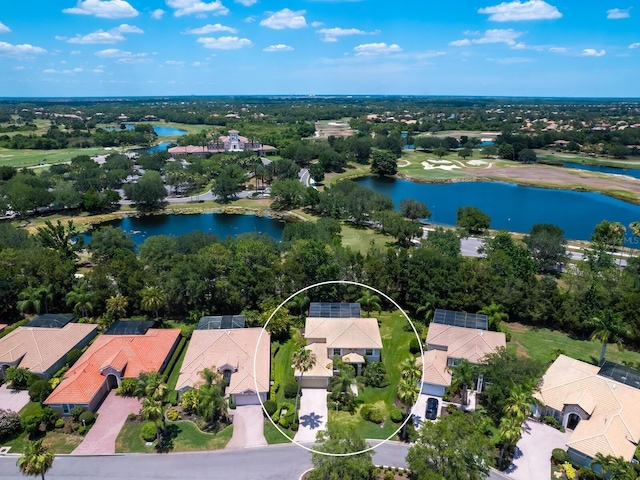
[
  {"xmin": 586, "ymin": 309, "xmax": 629, "ymax": 365},
  {"xmin": 590, "ymin": 453, "xmax": 636, "ymax": 479},
  {"xmin": 39, "ymin": 284, "xmax": 54, "ymax": 314},
  {"xmin": 630, "ymin": 222, "xmax": 640, "ymax": 257},
  {"xmin": 448, "ymin": 360, "xmax": 475, "ymax": 406},
  {"xmin": 329, "ymin": 362, "xmax": 355, "ymax": 409},
  {"xmin": 397, "ymin": 377, "xmax": 420, "ymax": 440},
  {"xmin": 416, "ymin": 299, "xmax": 435, "ymax": 322},
  {"xmin": 140, "ymin": 286, "xmax": 166, "ymax": 319},
  {"xmin": 400, "ymin": 356, "xmax": 422, "ymax": 385},
  {"xmin": 16, "ymin": 439, "xmax": 54, "ymax": 480},
  {"xmin": 478, "ymin": 303, "xmax": 509, "ymax": 332},
  {"xmin": 106, "ymin": 293, "xmax": 128, "ymax": 320},
  {"xmin": 17, "ymin": 286, "xmax": 44, "ymax": 315},
  {"xmin": 498, "ymin": 415, "xmax": 524, "ymax": 469},
  {"xmin": 291, "ymin": 347, "xmax": 316, "ymax": 423},
  {"xmin": 287, "ymin": 295, "xmax": 310, "ymax": 318},
  {"xmin": 357, "ymin": 290, "xmax": 381, "ymax": 316},
  {"xmin": 503, "ymin": 385, "xmax": 535, "ymax": 423},
  {"xmin": 197, "ymin": 368, "xmax": 226, "ymax": 426},
  {"xmin": 140, "ymin": 397, "xmax": 163, "ymax": 440},
  {"xmin": 65, "ymin": 283, "xmax": 94, "ymax": 319}
]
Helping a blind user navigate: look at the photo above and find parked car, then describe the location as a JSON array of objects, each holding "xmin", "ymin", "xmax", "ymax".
[{"xmin": 425, "ymin": 398, "xmax": 438, "ymax": 420}]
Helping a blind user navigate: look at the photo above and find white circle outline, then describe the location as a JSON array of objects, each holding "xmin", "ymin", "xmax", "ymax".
[{"xmin": 253, "ymin": 280, "xmax": 425, "ymax": 457}]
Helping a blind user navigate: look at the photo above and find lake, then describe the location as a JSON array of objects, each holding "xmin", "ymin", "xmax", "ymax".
[
  {"xmin": 562, "ymin": 162, "xmax": 640, "ymax": 180},
  {"xmin": 145, "ymin": 141, "xmax": 173, "ymax": 153},
  {"xmin": 105, "ymin": 125, "xmax": 187, "ymax": 136},
  {"xmin": 92, "ymin": 213, "xmax": 285, "ymax": 246},
  {"xmin": 356, "ymin": 176, "xmax": 640, "ymax": 244}
]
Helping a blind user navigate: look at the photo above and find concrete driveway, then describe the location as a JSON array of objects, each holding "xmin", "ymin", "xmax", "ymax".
[
  {"xmin": 226, "ymin": 405, "xmax": 267, "ymax": 449},
  {"xmin": 0, "ymin": 384, "xmax": 30, "ymax": 414},
  {"xmin": 507, "ymin": 420, "xmax": 572, "ymax": 480},
  {"xmin": 72, "ymin": 390, "xmax": 141, "ymax": 455},
  {"xmin": 294, "ymin": 388, "xmax": 328, "ymax": 444}
]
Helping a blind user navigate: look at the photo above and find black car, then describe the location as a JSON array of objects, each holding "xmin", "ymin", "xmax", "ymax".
[{"xmin": 425, "ymin": 398, "xmax": 438, "ymax": 420}]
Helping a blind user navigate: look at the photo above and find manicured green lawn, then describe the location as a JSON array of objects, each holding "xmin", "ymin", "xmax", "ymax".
[
  {"xmin": 263, "ymin": 420, "xmax": 293, "ymax": 444},
  {"xmin": 0, "ymin": 147, "xmax": 112, "ymax": 168},
  {"xmin": 273, "ymin": 338, "xmax": 302, "ymax": 404},
  {"xmin": 115, "ymin": 420, "xmax": 233, "ymax": 453},
  {"xmin": 165, "ymin": 337, "xmax": 189, "ymax": 391},
  {"xmin": 329, "ymin": 311, "xmax": 415, "ymax": 440},
  {"xmin": 340, "ymin": 223, "xmax": 391, "ymax": 254},
  {"xmin": 504, "ymin": 323, "xmax": 640, "ymax": 366}
]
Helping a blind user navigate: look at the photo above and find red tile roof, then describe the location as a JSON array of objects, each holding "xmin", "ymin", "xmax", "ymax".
[{"xmin": 45, "ymin": 329, "xmax": 180, "ymax": 405}]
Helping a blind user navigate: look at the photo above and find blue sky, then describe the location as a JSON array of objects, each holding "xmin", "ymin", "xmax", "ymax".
[{"xmin": 0, "ymin": 0, "xmax": 638, "ymax": 97}]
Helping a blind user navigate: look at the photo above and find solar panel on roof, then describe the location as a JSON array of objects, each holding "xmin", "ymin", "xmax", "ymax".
[
  {"xmin": 432, "ymin": 309, "xmax": 488, "ymax": 330},
  {"xmin": 104, "ymin": 320, "xmax": 155, "ymax": 335},
  {"xmin": 197, "ymin": 315, "xmax": 246, "ymax": 330},
  {"xmin": 598, "ymin": 361, "xmax": 640, "ymax": 390},
  {"xmin": 26, "ymin": 314, "xmax": 77, "ymax": 328},
  {"xmin": 308, "ymin": 303, "xmax": 361, "ymax": 318}
]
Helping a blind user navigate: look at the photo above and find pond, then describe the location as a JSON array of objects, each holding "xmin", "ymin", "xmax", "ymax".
[
  {"xmin": 105, "ymin": 125, "xmax": 187, "ymax": 136},
  {"xmin": 355, "ymin": 176, "xmax": 640, "ymax": 244},
  {"xmin": 562, "ymin": 162, "xmax": 640, "ymax": 180},
  {"xmin": 145, "ymin": 141, "xmax": 173, "ymax": 153},
  {"xmin": 91, "ymin": 213, "xmax": 285, "ymax": 246}
]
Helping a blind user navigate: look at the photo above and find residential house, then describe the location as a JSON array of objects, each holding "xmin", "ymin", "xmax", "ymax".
[
  {"xmin": 45, "ymin": 328, "xmax": 180, "ymax": 415},
  {"xmin": 168, "ymin": 129, "xmax": 275, "ymax": 157},
  {"xmin": 534, "ymin": 355, "xmax": 640, "ymax": 468},
  {"xmin": 176, "ymin": 327, "xmax": 270, "ymax": 406},
  {"xmin": 0, "ymin": 323, "xmax": 97, "ymax": 380}
]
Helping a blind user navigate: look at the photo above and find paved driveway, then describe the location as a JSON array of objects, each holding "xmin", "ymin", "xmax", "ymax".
[
  {"xmin": 226, "ymin": 405, "xmax": 267, "ymax": 449},
  {"xmin": 507, "ymin": 420, "xmax": 572, "ymax": 480},
  {"xmin": 294, "ymin": 388, "xmax": 328, "ymax": 444},
  {"xmin": 72, "ymin": 390, "xmax": 141, "ymax": 455},
  {"xmin": 0, "ymin": 385, "xmax": 30, "ymax": 414}
]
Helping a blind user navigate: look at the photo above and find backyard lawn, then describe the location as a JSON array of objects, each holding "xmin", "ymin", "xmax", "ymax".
[
  {"xmin": 328, "ymin": 311, "xmax": 416, "ymax": 439},
  {"xmin": 504, "ymin": 322, "xmax": 640, "ymax": 366},
  {"xmin": 273, "ymin": 337, "xmax": 302, "ymax": 404}
]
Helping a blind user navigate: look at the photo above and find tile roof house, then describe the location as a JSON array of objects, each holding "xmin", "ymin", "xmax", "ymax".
[
  {"xmin": 421, "ymin": 323, "xmax": 505, "ymax": 397},
  {"xmin": 176, "ymin": 328, "xmax": 270, "ymax": 406},
  {"xmin": 0, "ymin": 323, "xmax": 97, "ymax": 380},
  {"xmin": 45, "ymin": 328, "xmax": 180, "ymax": 415},
  {"xmin": 534, "ymin": 355, "xmax": 640, "ymax": 467},
  {"xmin": 298, "ymin": 317, "xmax": 383, "ymax": 388},
  {"xmin": 168, "ymin": 129, "xmax": 275, "ymax": 157}
]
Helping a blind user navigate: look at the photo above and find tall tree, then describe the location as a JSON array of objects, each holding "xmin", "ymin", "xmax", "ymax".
[
  {"xmin": 65, "ymin": 282, "xmax": 94, "ymax": 318},
  {"xmin": 370, "ymin": 149, "xmax": 398, "ymax": 176},
  {"xmin": 448, "ymin": 360, "xmax": 475, "ymax": 406},
  {"xmin": 123, "ymin": 171, "xmax": 167, "ymax": 212},
  {"xmin": 456, "ymin": 206, "xmax": 491, "ymax": 235},
  {"xmin": 397, "ymin": 377, "xmax": 419, "ymax": 439},
  {"xmin": 140, "ymin": 286, "xmax": 166, "ymax": 319},
  {"xmin": 356, "ymin": 290, "xmax": 381, "ymax": 316},
  {"xmin": 105, "ymin": 293, "xmax": 128, "ymax": 320},
  {"xmin": 140, "ymin": 396, "xmax": 163, "ymax": 440},
  {"xmin": 16, "ymin": 439, "xmax": 54, "ymax": 480},
  {"xmin": 586, "ymin": 309, "xmax": 629, "ymax": 365},
  {"xmin": 406, "ymin": 410, "xmax": 493, "ymax": 480},
  {"xmin": 478, "ymin": 303, "xmax": 509, "ymax": 332},
  {"xmin": 399, "ymin": 197, "xmax": 431, "ymax": 220},
  {"xmin": 17, "ymin": 285, "xmax": 44, "ymax": 315},
  {"xmin": 35, "ymin": 220, "xmax": 84, "ymax": 262},
  {"xmin": 498, "ymin": 415, "xmax": 524, "ymax": 469},
  {"xmin": 292, "ymin": 347, "xmax": 317, "ymax": 424},
  {"xmin": 590, "ymin": 453, "xmax": 636, "ymax": 479},
  {"xmin": 523, "ymin": 223, "xmax": 569, "ymax": 273}
]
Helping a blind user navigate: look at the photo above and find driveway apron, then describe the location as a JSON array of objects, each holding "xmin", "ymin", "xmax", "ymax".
[
  {"xmin": 294, "ymin": 388, "xmax": 328, "ymax": 444},
  {"xmin": 226, "ymin": 405, "xmax": 267, "ymax": 449}
]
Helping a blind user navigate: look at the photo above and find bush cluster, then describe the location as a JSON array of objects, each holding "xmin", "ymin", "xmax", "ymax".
[
  {"xmin": 79, "ymin": 411, "xmax": 97, "ymax": 426},
  {"xmin": 263, "ymin": 400, "xmax": 277, "ymax": 416},
  {"xmin": 116, "ymin": 378, "xmax": 136, "ymax": 397},
  {"xmin": 390, "ymin": 407, "xmax": 404, "ymax": 423},
  {"xmin": 28, "ymin": 380, "xmax": 53, "ymax": 403},
  {"xmin": 284, "ymin": 382, "xmax": 298, "ymax": 399},
  {"xmin": 0, "ymin": 409, "xmax": 21, "ymax": 440},
  {"xmin": 409, "ymin": 338, "xmax": 421, "ymax": 355},
  {"xmin": 141, "ymin": 421, "xmax": 157, "ymax": 442},
  {"xmin": 360, "ymin": 404, "xmax": 385, "ymax": 424},
  {"xmin": 362, "ymin": 362, "xmax": 390, "ymax": 388},
  {"xmin": 551, "ymin": 448, "xmax": 569, "ymax": 464}
]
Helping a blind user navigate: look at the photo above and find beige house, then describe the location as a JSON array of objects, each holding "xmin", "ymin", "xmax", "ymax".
[
  {"xmin": 298, "ymin": 317, "xmax": 383, "ymax": 388},
  {"xmin": 0, "ymin": 324, "xmax": 97, "ymax": 380},
  {"xmin": 421, "ymin": 323, "xmax": 506, "ymax": 397},
  {"xmin": 176, "ymin": 328, "xmax": 270, "ymax": 406},
  {"xmin": 534, "ymin": 355, "xmax": 640, "ymax": 467}
]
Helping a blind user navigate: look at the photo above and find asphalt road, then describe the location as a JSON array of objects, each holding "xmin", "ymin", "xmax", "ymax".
[{"xmin": 0, "ymin": 442, "xmax": 510, "ymax": 480}]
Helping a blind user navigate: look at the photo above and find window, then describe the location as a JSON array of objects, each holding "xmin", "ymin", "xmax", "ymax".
[
  {"xmin": 332, "ymin": 348, "xmax": 342, "ymax": 357},
  {"xmin": 63, "ymin": 404, "xmax": 69, "ymax": 415},
  {"xmin": 365, "ymin": 349, "xmax": 373, "ymax": 356}
]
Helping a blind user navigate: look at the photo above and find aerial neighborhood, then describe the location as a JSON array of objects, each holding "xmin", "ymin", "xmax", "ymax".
[{"xmin": 1, "ymin": 94, "xmax": 640, "ymax": 480}]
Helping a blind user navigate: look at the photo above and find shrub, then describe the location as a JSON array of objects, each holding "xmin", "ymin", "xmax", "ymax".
[
  {"xmin": 577, "ymin": 467, "xmax": 599, "ymax": 480},
  {"xmin": 77, "ymin": 425, "xmax": 88, "ymax": 435},
  {"xmin": 390, "ymin": 408, "xmax": 404, "ymax": 423},
  {"xmin": 141, "ymin": 421, "xmax": 157, "ymax": 442},
  {"xmin": 228, "ymin": 400, "xmax": 236, "ymax": 410},
  {"xmin": 40, "ymin": 407, "xmax": 58, "ymax": 429},
  {"xmin": 28, "ymin": 380, "xmax": 53, "ymax": 403},
  {"xmin": 116, "ymin": 378, "xmax": 136, "ymax": 397},
  {"xmin": 278, "ymin": 416, "xmax": 292, "ymax": 428},
  {"xmin": 384, "ymin": 472, "xmax": 395, "ymax": 480},
  {"xmin": 4, "ymin": 366, "xmax": 31, "ymax": 389},
  {"xmin": 360, "ymin": 404, "xmax": 384, "ymax": 424},
  {"xmin": 0, "ymin": 409, "xmax": 21, "ymax": 440},
  {"xmin": 362, "ymin": 362, "xmax": 390, "ymax": 388},
  {"xmin": 284, "ymin": 382, "xmax": 299, "ymax": 399},
  {"xmin": 263, "ymin": 400, "xmax": 278, "ymax": 416},
  {"xmin": 406, "ymin": 421, "xmax": 418, "ymax": 443},
  {"xmin": 79, "ymin": 411, "xmax": 96, "ymax": 426},
  {"xmin": 21, "ymin": 416, "xmax": 43, "ymax": 438},
  {"xmin": 166, "ymin": 408, "xmax": 179, "ymax": 421},
  {"xmin": 270, "ymin": 381, "xmax": 280, "ymax": 398},
  {"xmin": 551, "ymin": 448, "xmax": 569, "ymax": 464},
  {"xmin": 562, "ymin": 462, "xmax": 576, "ymax": 480},
  {"xmin": 66, "ymin": 349, "xmax": 83, "ymax": 367},
  {"xmin": 166, "ymin": 390, "xmax": 178, "ymax": 406},
  {"xmin": 54, "ymin": 418, "xmax": 65, "ymax": 429},
  {"xmin": 181, "ymin": 389, "xmax": 199, "ymax": 413},
  {"xmin": 49, "ymin": 378, "xmax": 60, "ymax": 390},
  {"xmin": 290, "ymin": 422, "xmax": 299, "ymax": 431},
  {"xmin": 409, "ymin": 338, "xmax": 421, "ymax": 355},
  {"xmin": 127, "ymin": 413, "xmax": 137, "ymax": 422},
  {"xmin": 70, "ymin": 406, "xmax": 84, "ymax": 420},
  {"xmin": 504, "ymin": 331, "xmax": 512, "ymax": 342}
]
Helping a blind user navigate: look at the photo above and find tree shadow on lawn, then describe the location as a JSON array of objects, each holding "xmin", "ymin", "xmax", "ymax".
[{"xmin": 155, "ymin": 424, "xmax": 179, "ymax": 453}]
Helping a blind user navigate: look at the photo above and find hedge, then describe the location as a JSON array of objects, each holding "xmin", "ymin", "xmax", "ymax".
[
  {"xmin": 141, "ymin": 421, "xmax": 157, "ymax": 442},
  {"xmin": 162, "ymin": 336, "xmax": 187, "ymax": 384}
]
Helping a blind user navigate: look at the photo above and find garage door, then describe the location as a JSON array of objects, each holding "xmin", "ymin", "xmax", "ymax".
[
  {"xmin": 233, "ymin": 393, "xmax": 260, "ymax": 406},
  {"xmin": 421, "ymin": 383, "xmax": 445, "ymax": 397},
  {"xmin": 300, "ymin": 377, "xmax": 329, "ymax": 389}
]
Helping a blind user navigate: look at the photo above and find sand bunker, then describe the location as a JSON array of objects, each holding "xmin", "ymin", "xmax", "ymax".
[
  {"xmin": 427, "ymin": 159, "xmax": 452, "ymax": 164},
  {"xmin": 421, "ymin": 161, "xmax": 460, "ymax": 171},
  {"xmin": 467, "ymin": 160, "xmax": 487, "ymax": 166}
]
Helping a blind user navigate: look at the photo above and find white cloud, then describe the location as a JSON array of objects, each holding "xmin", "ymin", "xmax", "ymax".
[
  {"xmin": 183, "ymin": 23, "xmax": 237, "ymax": 34},
  {"xmin": 311, "ymin": 21, "xmax": 323, "ymax": 27},
  {"xmin": 14, "ymin": 66, "xmax": 25, "ymax": 70},
  {"xmin": 260, "ymin": 8, "xmax": 306, "ymax": 29},
  {"xmin": 92, "ymin": 68, "xmax": 104, "ymax": 73},
  {"xmin": 463, "ymin": 30, "xmax": 480, "ymax": 36},
  {"xmin": 166, "ymin": 0, "xmax": 229, "ymax": 17},
  {"xmin": 416, "ymin": 50, "xmax": 445, "ymax": 59},
  {"xmin": 263, "ymin": 44, "xmax": 293, "ymax": 52},
  {"xmin": 317, "ymin": 27, "xmax": 376, "ymax": 42},
  {"xmin": 581, "ymin": 48, "xmax": 606, "ymax": 57},
  {"xmin": 64, "ymin": 24, "xmax": 143, "ymax": 44},
  {"xmin": 70, "ymin": 50, "xmax": 81, "ymax": 54},
  {"xmin": 63, "ymin": 0, "xmax": 139, "ymax": 19},
  {"xmin": 166, "ymin": 60, "xmax": 186, "ymax": 65},
  {"xmin": 151, "ymin": 8, "xmax": 165, "ymax": 19},
  {"xmin": 197, "ymin": 36, "xmax": 252, "ymax": 49},
  {"xmin": 449, "ymin": 38, "xmax": 471, "ymax": 46},
  {"xmin": 192, "ymin": 61, "xmax": 202, "ymax": 66},
  {"xmin": 0, "ymin": 21, "xmax": 10, "ymax": 34},
  {"xmin": 549, "ymin": 46, "xmax": 567, "ymax": 53},
  {"xmin": 630, "ymin": 42, "xmax": 640, "ymax": 49},
  {"xmin": 607, "ymin": 8, "xmax": 630, "ymax": 19},
  {"xmin": 0, "ymin": 41, "xmax": 47, "ymax": 57},
  {"xmin": 94, "ymin": 48, "xmax": 149, "ymax": 63},
  {"xmin": 42, "ymin": 67, "xmax": 84, "ymax": 74},
  {"xmin": 353, "ymin": 42, "xmax": 401, "ymax": 56},
  {"xmin": 491, "ymin": 56, "xmax": 533, "ymax": 64},
  {"xmin": 478, "ymin": 1, "xmax": 561, "ymax": 21},
  {"xmin": 235, "ymin": 0, "xmax": 257, "ymax": 5}
]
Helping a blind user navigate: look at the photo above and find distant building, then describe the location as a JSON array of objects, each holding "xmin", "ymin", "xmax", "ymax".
[{"xmin": 168, "ymin": 129, "xmax": 276, "ymax": 157}]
